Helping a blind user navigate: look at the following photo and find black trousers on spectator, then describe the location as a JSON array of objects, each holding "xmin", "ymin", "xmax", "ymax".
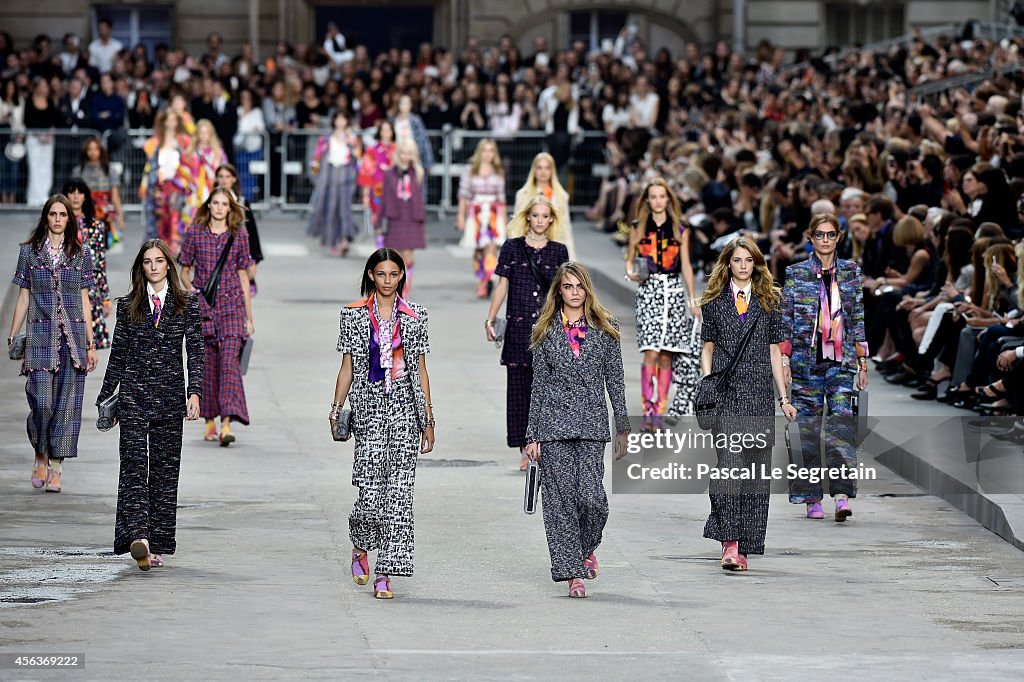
[
  {"xmin": 114, "ymin": 417, "xmax": 184, "ymax": 556},
  {"xmin": 965, "ymin": 324, "xmax": 1024, "ymax": 388}
]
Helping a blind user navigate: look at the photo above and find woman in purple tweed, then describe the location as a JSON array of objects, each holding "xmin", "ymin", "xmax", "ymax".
[
  {"xmin": 8, "ymin": 195, "xmax": 100, "ymax": 493},
  {"xmin": 179, "ymin": 188, "xmax": 254, "ymax": 447}
]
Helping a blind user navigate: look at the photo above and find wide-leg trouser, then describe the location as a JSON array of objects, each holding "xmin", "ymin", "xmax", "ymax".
[
  {"xmin": 703, "ymin": 419, "xmax": 772, "ymax": 556},
  {"xmin": 26, "ymin": 343, "xmax": 86, "ymax": 459},
  {"xmin": 538, "ymin": 439, "xmax": 609, "ymax": 582},
  {"xmin": 349, "ymin": 379, "xmax": 421, "ymax": 576},
  {"xmin": 789, "ymin": 361, "xmax": 857, "ymax": 503},
  {"xmin": 506, "ymin": 365, "xmax": 532, "ymax": 449},
  {"xmin": 114, "ymin": 417, "xmax": 184, "ymax": 555}
]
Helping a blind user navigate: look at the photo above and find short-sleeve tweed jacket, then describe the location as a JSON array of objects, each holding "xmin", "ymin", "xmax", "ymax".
[{"xmin": 12, "ymin": 242, "xmax": 95, "ymax": 373}]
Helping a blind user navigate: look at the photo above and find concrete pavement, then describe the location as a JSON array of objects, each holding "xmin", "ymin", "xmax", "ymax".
[{"xmin": 1, "ymin": 212, "xmax": 1023, "ymax": 680}]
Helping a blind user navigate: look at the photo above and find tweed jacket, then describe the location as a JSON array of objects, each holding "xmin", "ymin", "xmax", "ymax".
[
  {"xmin": 97, "ymin": 294, "xmax": 204, "ymax": 420},
  {"xmin": 526, "ymin": 318, "xmax": 630, "ymax": 443},
  {"xmin": 338, "ymin": 297, "xmax": 430, "ymax": 430},
  {"xmin": 781, "ymin": 254, "xmax": 867, "ymax": 373},
  {"xmin": 701, "ymin": 287, "xmax": 786, "ymax": 418},
  {"xmin": 12, "ymin": 242, "xmax": 95, "ymax": 373}
]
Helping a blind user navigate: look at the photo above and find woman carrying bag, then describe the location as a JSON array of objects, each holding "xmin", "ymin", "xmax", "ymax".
[
  {"xmin": 97, "ymin": 239, "xmax": 204, "ymax": 571},
  {"xmin": 179, "ymin": 188, "xmax": 254, "ymax": 446},
  {"xmin": 330, "ymin": 248, "xmax": 435, "ymax": 600},
  {"xmin": 525, "ymin": 262, "xmax": 630, "ymax": 598},
  {"xmin": 485, "ymin": 194, "xmax": 569, "ymax": 470}
]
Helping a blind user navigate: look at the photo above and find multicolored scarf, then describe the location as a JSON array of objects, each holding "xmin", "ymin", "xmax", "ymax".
[
  {"xmin": 561, "ymin": 310, "xmax": 588, "ymax": 358},
  {"xmin": 397, "ymin": 170, "xmax": 413, "ymax": 202},
  {"xmin": 369, "ymin": 294, "xmax": 404, "ymax": 393},
  {"xmin": 814, "ymin": 259, "xmax": 843, "ymax": 362}
]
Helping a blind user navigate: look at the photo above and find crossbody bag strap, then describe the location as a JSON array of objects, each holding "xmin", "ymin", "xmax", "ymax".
[
  {"xmin": 519, "ymin": 239, "xmax": 550, "ymax": 291},
  {"xmin": 715, "ymin": 318, "xmax": 758, "ymax": 388},
  {"xmin": 201, "ymin": 231, "xmax": 236, "ymax": 307}
]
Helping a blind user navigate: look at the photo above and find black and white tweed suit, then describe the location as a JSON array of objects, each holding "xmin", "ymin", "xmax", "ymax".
[
  {"xmin": 98, "ymin": 294, "xmax": 204, "ymax": 556},
  {"xmin": 526, "ymin": 319, "xmax": 630, "ymax": 582},
  {"xmin": 700, "ymin": 287, "xmax": 786, "ymax": 556}
]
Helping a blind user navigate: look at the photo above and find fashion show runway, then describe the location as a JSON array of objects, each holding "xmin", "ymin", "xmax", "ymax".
[{"xmin": 1, "ymin": 213, "xmax": 1023, "ymax": 680}]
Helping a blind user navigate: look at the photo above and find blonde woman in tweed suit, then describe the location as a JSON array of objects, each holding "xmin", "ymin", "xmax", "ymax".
[
  {"xmin": 525, "ymin": 262, "xmax": 630, "ymax": 598},
  {"xmin": 699, "ymin": 238, "xmax": 796, "ymax": 572}
]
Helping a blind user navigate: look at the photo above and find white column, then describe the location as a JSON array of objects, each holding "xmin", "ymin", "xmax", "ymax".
[{"xmin": 733, "ymin": 0, "xmax": 746, "ymax": 55}]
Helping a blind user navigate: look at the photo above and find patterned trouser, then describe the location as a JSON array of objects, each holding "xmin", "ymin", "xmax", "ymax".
[
  {"xmin": 666, "ymin": 346, "xmax": 702, "ymax": 417},
  {"xmin": 349, "ymin": 379, "xmax": 421, "ymax": 576},
  {"xmin": 538, "ymin": 439, "xmax": 609, "ymax": 582},
  {"xmin": 201, "ymin": 336, "xmax": 250, "ymax": 425},
  {"xmin": 25, "ymin": 343, "xmax": 86, "ymax": 459},
  {"xmin": 506, "ymin": 365, "xmax": 532, "ymax": 448},
  {"xmin": 703, "ymin": 419, "xmax": 773, "ymax": 556},
  {"xmin": 789, "ymin": 362, "xmax": 857, "ymax": 503},
  {"xmin": 114, "ymin": 418, "xmax": 184, "ymax": 555}
]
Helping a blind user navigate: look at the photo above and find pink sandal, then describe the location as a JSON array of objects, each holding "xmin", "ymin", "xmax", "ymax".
[
  {"xmin": 568, "ymin": 578, "xmax": 587, "ymax": 598},
  {"xmin": 351, "ymin": 550, "xmax": 370, "ymax": 586},
  {"xmin": 373, "ymin": 576, "xmax": 393, "ymax": 599},
  {"xmin": 149, "ymin": 554, "xmax": 164, "ymax": 568},
  {"xmin": 584, "ymin": 553, "xmax": 599, "ymax": 580}
]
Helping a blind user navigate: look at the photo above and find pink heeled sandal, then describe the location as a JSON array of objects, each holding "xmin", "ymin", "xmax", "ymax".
[
  {"xmin": 351, "ymin": 550, "xmax": 370, "ymax": 586},
  {"xmin": 568, "ymin": 578, "xmax": 587, "ymax": 598},
  {"xmin": 373, "ymin": 576, "xmax": 393, "ymax": 599},
  {"xmin": 583, "ymin": 553, "xmax": 599, "ymax": 580}
]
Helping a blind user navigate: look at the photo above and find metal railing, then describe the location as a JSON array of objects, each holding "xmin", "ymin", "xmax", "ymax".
[
  {"xmin": 909, "ymin": 59, "xmax": 1024, "ymax": 100},
  {"xmin": 0, "ymin": 127, "xmax": 102, "ymax": 208},
  {"xmin": 0, "ymin": 127, "xmax": 609, "ymax": 218}
]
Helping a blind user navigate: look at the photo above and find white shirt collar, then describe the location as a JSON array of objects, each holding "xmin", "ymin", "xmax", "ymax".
[
  {"xmin": 147, "ymin": 281, "xmax": 168, "ymax": 311},
  {"xmin": 730, "ymin": 279, "xmax": 752, "ymax": 301}
]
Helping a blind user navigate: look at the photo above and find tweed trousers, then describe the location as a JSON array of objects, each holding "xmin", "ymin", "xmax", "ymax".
[
  {"xmin": 539, "ymin": 439, "xmax": 608, "ymax": 582},
  {"xmin": 200, "ymin": 336, "xmax": 250, "ymax": 425},
  {"xmin": 114, "ymin": 417, "xmax": 184, "ymax": 555},
  {"xmin": 506, "ymin": 365, "xmax": 533, "ymax": 448},
  {"xmin": 26, "ymin": 343, "xmax": 87, "ymax": 459}
]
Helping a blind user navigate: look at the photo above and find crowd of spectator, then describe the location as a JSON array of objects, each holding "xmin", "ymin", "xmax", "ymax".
[{"xmin": 0, "ymin": 17, "xmax": 1023, "ymax": 429}]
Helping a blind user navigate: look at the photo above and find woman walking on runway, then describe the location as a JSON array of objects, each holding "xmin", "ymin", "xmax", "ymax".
[
  {"xmin": 626, "ymin": 178, "xmax": 700, "ymax": 429},
  {"xmin": 525, "ymin": 262, "xmax": 630, "ymax": 598},
  {"xmin": 72, "ymin": 136, "xmax": 124, "ymax": 246},
  {"xmin": 140, "ymin": 109, "xmax": 195, "ymax": 255},
  {"xmin": 179, "ymin": 188, "xmax": 254, "ymax": 446},
  {"xmin": 97, "ymin": 239, "xmax": 204, "ymax": 571},
  {"xmin": 699, "ymin": 238, "xmax": 796, "ymax": 571},
  {"xmin": 486, "ymin": 194, "xmax": 569, "ymax": 469},
  {"xmin": 456, "ymin": 138, "xmax": 507, "ymax": 298},
  {"xmin": 215, "ymin": 163, "xmax": 264, "ymax": 295},
  {"xmin": 8, "ymin": 195, "xmax": 99, "ymax": 493},
  {"xmin": 331, "ymin": 248, "xmax": 435, "ymax": 599},
  {"xmin": 64, "ymin": 177, "xmax": 111, "ymax": 350},
  {"xmin": 514, "ymin": 152, "xmax": 575, "ymax": 259},
  {"xmin": 377, "ymin": 139, "xmax": 426, "ymax": 294},
  {"xmin": 308, "ymin": 112, "xmax": 361, "ymax": 257}
]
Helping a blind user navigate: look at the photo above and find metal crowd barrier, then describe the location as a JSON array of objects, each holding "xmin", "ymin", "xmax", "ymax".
[
  {"xmin": 1, "ymin": 126, "xmax": 609, "ymax": 217},
  {"xmin": 0, "ymin": 127, "xmax": 102, "ymax": 209}
]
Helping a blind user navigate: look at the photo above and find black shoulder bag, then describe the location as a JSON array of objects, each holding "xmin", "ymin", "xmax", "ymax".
[
  {"xmin": 200, "ymin": 232, "xmax": 236, "ymax": 307},
  {"xmin": 694, "ymin": 315, "xmax": 759, "ymax": 430}
]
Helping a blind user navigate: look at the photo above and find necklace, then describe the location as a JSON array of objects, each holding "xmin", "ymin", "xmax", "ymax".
[{"xmin": 525, "ymin": 233, "xmax": 547, "ymax": 245}]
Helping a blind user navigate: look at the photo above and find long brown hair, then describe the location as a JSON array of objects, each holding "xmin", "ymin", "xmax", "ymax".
[
  {"xmin": 984, "ymin": 242, "xmax": 1018, "ymax": 310},
  {"xmin": 191, "ymin": 187, "xmax": 245, "ymax": 232},
  {"xmin": 126, "ymin": 239, "xmax": 188, "ymax": 323},
  {"xmin": 530, "ymin": 262, "xmax": 620, "ymax": 349},
  {"xmin": 24, "ymin": 194, "xmax": 81, "ymax": 258},
  {"xmin": 79, "ymin": 136, "xmax": 110, "ymax": 174},
  {"xmin": 699, "ymin": 237, "xmax": 782, "ymax": 312},
  {"xmin": 635, "ymin": 178, "xmax": 684, "ymax": 241}
]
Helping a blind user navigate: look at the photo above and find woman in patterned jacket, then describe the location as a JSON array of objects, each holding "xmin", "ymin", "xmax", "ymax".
[
  {"xmin": 626, "ymin": 179, "xmax": 700, "ymax": 431},
  {"xmin": 699, "ymin": 238, "xmax": 796, "ymax": 571},
  {"xmin": 8, "ymin": 195, "xmax": 99, "ymax": 493},
  {"xmin": 331, "ymin": 248, "xmax": 435, "ymax": 600},
  {"xmin": 525, "ymin": 262, "xmax": 630, "ymax": 598},
  {"xmin": 456, "ymin": 138, "xmax": 506, "ymax": 298},
  {"xmin": 63, "ymin": 177, "xmax": 110, "ymax": 349},
  {"xmin": 98, "ymin": 239, "xmax": 204, "ymax": 571}
]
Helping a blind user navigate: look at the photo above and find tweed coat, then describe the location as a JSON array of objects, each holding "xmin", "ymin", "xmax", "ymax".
[
  {"xmin": 701, "ymin": 286, "xmax": 786, "ymax": 418},
  {"xmin": 526, "ymin": 318, "xmax": 630, "ymax": 443},
  {"xmin": 781, "ymin": 254, "xmax": 867, "ymax": 374},
  {"xmin": 97, "ymin": 294, "xmax": 204, "ymax": 420},
  {"xmin": 13, "ymin": 242, "xmax": 95, "ymax": 373},
  {"xmin": 338, "ymin": 297, "xmax": 431, "ymax": 431}
]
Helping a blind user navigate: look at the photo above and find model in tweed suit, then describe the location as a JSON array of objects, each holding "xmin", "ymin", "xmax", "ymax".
[
  {"xmin": 525, "ymin": 263, "xmax": 629, "ymax": 594},
  {"xmin": 98, "ymin": 239, "xmax": 204, "ymax": 568},
  {"xmin": 699, "ymin": 238, "xmax": 794, "ymax": 569},
  {"xmin": 780, "ymin": 214, "xmax": 869, "ymax": 519},
  {"xmin": 332, "ymin": 249, "xmax": 435, "ymax": 599}
]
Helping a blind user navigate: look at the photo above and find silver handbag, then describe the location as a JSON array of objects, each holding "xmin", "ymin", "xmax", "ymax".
[
  {"xmin": 523, "ymin": 458, "xmax": 541, "ymax": 514},
  {"xmin": 491, "ymin": 318, "xmax": 507, "ymax": 348},
  {"xmin": 97, "ymin": 393, "xmax": 119, "ymax": 432},
  {"xmin": 8, "ymin": 333, "xmax": 26, "ymax": 360},
  {"xmin": 331, "ymin": 408, "xmax": 354, "ymax": 442},
  {"xmin": 631, "ymin": 257, "xmax": 650, "ymax": 282}
]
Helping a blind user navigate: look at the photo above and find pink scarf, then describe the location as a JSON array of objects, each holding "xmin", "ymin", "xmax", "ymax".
[{"xmin": 816, "ymin": 263, "xmax": 843, "ymax": 362}]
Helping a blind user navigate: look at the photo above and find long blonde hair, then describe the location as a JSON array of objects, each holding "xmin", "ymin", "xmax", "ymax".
[
  {"xmin": 519, "ymin": 152, "xmax": 568, "ymax": 205},
  {"xmin": 531, "ymin": 262, "xmax": 620, "ymax": 349},
  {"xmin": 469, "ymin": 138, "xmax": 505, "ymax": 177},
  {"xmin": 394, "ymin": 138, "xmax": 424, "ymax": 184},
  {"xmin": 634, "ymin": 178, "xmax": 684, "ymax": 242},
  {"xmin": 699, "ymin": 237, "xmax": 782, "ymax": 312},
  {"xmin": 507, "ymin": 194, "xmax": 563, "ymax": 241},
  {"xmin": 191, "ymin": 118, "xmax": 224, "ymax": 156}
]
